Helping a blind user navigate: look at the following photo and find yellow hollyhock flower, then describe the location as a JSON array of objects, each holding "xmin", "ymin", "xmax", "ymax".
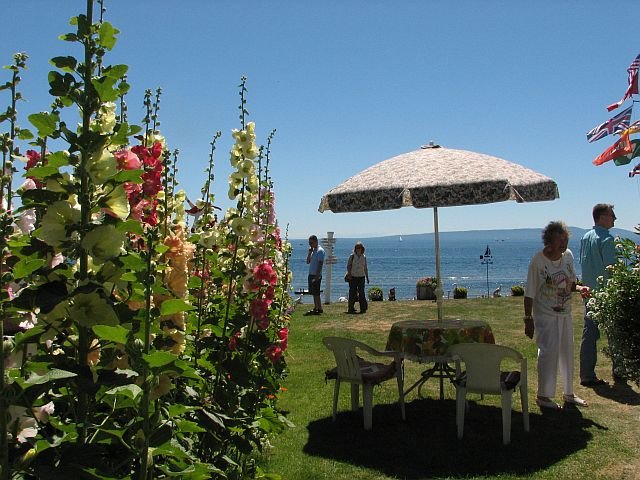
[
  {"xmin": 87, "ymin": 149, "xmax": 117, "ymax": 185},
  {"xmin": 69, "ymin": 292, "xmax": 118, "ymax": 327},
  {"xmin": 102, "ymin": 184, "xmax": 130, "ymax": 220},
  {"xmin": 37, "ymin": 201, "xmax": 81, "ymax": 247},
  {"xmin": 81, "ymin": 224, "xmax": 125, "ymax": 264}
]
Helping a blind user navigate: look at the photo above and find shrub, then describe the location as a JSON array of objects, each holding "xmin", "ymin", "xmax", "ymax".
[
  {"xmin": 590, "ymin": 237, "xmax": 640, "ymax": 384},
  {"xmin": 368, "ymin": 286, "xmax": 384, "ymax": 301},
  {"xmin": 511, "ymin": 285, "xmax": 525, "ymax": 296},
  {"xmin": 453, "ymin": 286, "xmax": 468, "ymax": 299}
]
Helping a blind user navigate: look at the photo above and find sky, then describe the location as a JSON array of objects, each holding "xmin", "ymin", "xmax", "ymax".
[{"xmin": 2, "ymin": 1, "xmax": 640, "ymax": 240}]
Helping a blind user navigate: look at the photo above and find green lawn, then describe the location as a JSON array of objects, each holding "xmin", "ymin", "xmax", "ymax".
[{"xmin": 259, "ymin": 295, "xmax": 640, "ymax": 480}]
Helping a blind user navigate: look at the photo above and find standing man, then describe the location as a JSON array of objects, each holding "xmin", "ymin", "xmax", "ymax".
[
  {"xmin": 579, "ymin": 203, "xmax": 619, "ymax": 386},
  {"xmin": 306, "ymin": 235, "xmax": 325, "ymax": 315}
]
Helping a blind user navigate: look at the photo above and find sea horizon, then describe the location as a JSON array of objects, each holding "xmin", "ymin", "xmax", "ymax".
[{"xmin": 288, "ymin": 226, "xmax": 637, "ymax": 303}]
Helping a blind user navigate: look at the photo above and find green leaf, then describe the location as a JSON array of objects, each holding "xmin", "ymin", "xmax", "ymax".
[
  {"xmin": 116, "ymin": 220, "xmax": 144, "ymax": 236},
  {"xmin": 160, "ymin": 299, "xmax": 196, "ymax": 316},
  {"xmin": 46, "ymin": 151, "xmax": 70, "ymax": 168},
  {"xmin": 47, "ymin": 71, "xmax": 75, "ymax": 97},
  {"xmin": 175, "ymin": 419, "xmax": 206, "ymax": 433},
  {"xmin": 112, "ymin": 169, "xmax": 144, "ymax": 184},
  {"xmin": 167, "ymin": 404, "xmax": 199, "ymax": 418},
  {"xmin": 188, "ymin": 276, "xmax": 203, "ymax": 289},
  {"xmin": 155, "ymin": 244, "xmax": 169, "ymax": 255},
  {"xmin": 102, "ymin": 64, "xmax": 128, "ymax": 79},
  {"xmin": 28, "ymin": 112, "xmax": 59, "ymax": 138},
  {"xmin": 120, "ymin": 252, "xmax": 145, "ymax": 271},
  {"xmin": 17, "ymin": 129, "xmax": 34, "ymax": 140},
  {"xmin": 105, "ymin": 384, "xmax": 143, "ymax": 399},
  {"xmin": 13, "ymin": 258, "xmax": 46, "ymax": 279},
  {"xmin": 25, "ymin": 368, "xmax": 77, "ymax": 385},
  {"xmin": 23, "ymin": 165, "xmax": 59, "ymax": 180},
  {"xmin": 98, "ymin": 22, "xmax": 119, "ymax": 50},
  {"xmin": 49, "ymin": 56, "xmax": 77, "ymax": 73},
  {"xmin": 93, "ymin": 324, "xmax": 129, "ymax": 344},
  {"xmin": 91, "ymin": 76, "xmax": 119, "ymax": 102},
  {"xmin": 120, "ymin": 272, "xmax": 139, "ymax": 282},
  {"xmin": 143, "ymin": 351, "xmax": 177, "ymax": 368}
]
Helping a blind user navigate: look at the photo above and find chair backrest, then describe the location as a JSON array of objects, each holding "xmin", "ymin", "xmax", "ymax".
[
  {"xmin": 323, "ymin": 336, "xmax": 366, "ymax": 383},
  {"xmin": 448, "ymin": 343, "xmax": 524, "ymax": 394}
]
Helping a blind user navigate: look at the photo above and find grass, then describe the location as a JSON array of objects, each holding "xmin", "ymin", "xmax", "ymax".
[{"xmin": 258, "ymin": 295, "xmax": 640, "ymax": 480}]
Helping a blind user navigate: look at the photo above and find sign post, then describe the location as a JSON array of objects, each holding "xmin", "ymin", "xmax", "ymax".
[
  {"xmin": 480, "ymin": 245, "xmax": 493, "ymax": 298},
  {"xmin": 321, "ymin": 232, "xmax": 337, "ymax": 304}
]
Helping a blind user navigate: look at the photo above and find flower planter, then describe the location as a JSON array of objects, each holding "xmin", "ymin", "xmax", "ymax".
[{"xmin": 416, "ymin": 285, "xmax": 436, "ymax": 300}]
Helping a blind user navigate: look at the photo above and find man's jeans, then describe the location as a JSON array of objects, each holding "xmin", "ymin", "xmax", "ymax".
[{"xmin": 579, "ymin": 312, "xmax": 600, "ymax": 382}]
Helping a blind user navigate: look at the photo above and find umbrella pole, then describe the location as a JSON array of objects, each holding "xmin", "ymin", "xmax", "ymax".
[{"xmin": 433, "ymin": 207, "xmax": 443, "ymax": 321}]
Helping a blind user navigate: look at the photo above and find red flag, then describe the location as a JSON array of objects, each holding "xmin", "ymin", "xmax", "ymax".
[
  {"xmin": 607, "ymin": 54, "xmax": 640, "ymax": 111},
  {"xmin": 593, "ymin": 134, "xmax": 632, "ymax": 166}
]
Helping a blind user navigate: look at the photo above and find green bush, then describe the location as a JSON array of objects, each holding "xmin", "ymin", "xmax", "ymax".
[
  {"xmin": 590, "ymin": 237, "xmax": 640, "ymax": 384},
  {"xmin": 453, "ymin": 286, "xmax": 468, "ymax": 299},
  {"xmin": 368, "ymin": 286, "xmax": 384, "ymax": 301},
  {"xmin": 510, "ymin": 285, "xmax": 525, "ymax": 296}
]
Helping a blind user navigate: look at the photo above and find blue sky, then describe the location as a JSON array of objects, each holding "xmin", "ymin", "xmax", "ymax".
[{"xmin": 3, "ymin": 1, "xmax": 640, "ymax": 239}]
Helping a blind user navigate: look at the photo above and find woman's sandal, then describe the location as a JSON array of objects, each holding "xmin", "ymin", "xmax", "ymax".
[
  {"xmin": 536, "ymin": 396, "xmax": 562, "ymax": 410},
  {"xmin": 563, "ymin": 394, "xmax": 588, "ymax": 407}
]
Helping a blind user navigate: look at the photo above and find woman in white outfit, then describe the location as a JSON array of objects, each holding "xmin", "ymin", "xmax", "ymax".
[{"xmin": 524, "ymin": 221, "xmax": 587, "ymax": 410}]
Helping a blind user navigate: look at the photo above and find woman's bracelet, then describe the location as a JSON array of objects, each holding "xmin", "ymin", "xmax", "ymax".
[{"xmin": 523, "ymin": 315, "xmax": 533, "ymax": 322}]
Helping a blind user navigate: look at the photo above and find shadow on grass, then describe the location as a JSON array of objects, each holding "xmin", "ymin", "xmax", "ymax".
[
  {"xmin": 304, "ymin": 398, "xmax": 605, "ymax": 479},
  {"xmin": 591, "ymin": 381, "xmax": 640, "ymax": 405}
]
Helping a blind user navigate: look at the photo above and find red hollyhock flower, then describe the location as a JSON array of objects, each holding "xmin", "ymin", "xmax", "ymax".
[{"xmin": 265, "ymin": 344, "xmax": 283, "ymax": 363}]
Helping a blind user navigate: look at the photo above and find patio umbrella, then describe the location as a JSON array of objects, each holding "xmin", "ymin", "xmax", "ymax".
[{"xmin": 318, "ymin": 143, "xmax": 559, "ymax": 320}]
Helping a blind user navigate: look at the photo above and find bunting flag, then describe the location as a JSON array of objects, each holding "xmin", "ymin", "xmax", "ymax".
[
  {"xmin": 607, "ymin": 53, "xmax": 640, "ymax": 112},
  {"xmin": 593, "ymin": 133, "xmax": 632, "ymax": 166},
  {"xmin": 619, "ymin": 119, "xmax": 640, "ymax": 136},
  {"xmin": 586, "ymin": 105, "xmax": 632, "ymax": 142},
  {"xmin": 613, "ymin": 139, "xmax": 640, "ymax": 165}
]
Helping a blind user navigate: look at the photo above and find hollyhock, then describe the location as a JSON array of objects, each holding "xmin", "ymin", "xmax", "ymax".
[
  {"xmin": 33, "ymin": 402, "xmax": 55, "ymax": 423},
  {"xmin": 265, "ymin": 344, "xmax": 283, "ymax": 364},
  {"xmin": 93, "ymin": 101, "xmax": 116, "ymax": 134},
  {"xmin": 87, "ymin": 149, "xmax": 117, "ymax": 185},
  {"xmin": 16, "ymin": 208, "xmax": 36, "ymax": 234},
  {"xmin": 250, "ymin": 298, "xmax": 269, "ymax": 321},
  {"xmin": 81, "ymin": 224, "xmax": 125, "ymax": 264},
  {"xmin": 19, "ymin": 312, "xmax": 37, "ymax": 330},
  {"xmin": 49, "ymin": 252, "xmax": 65, "ymax": 268},
  {"xmin": 256, "ymin": 317, "xmax": 270, "ymax": 330},
  {"xmin": 114, "ymin": 149, "xmax": 142, "ymax": 170},
  {"xmin": 87, "ymin": 338, "xmax": 101, "ymax": 367},
  {"xmin": 18, "ymin": 178, "xmax": 37, "ymax": 192},
  {"xmin": 253, "ymin": 261, "xmax": 277, "ymax": 286},
  {"xmin": 37, "ymin": 201, "xmax": 81, "ymax": 247},
  {"xmin": 69, "ymin": 292, "xmax": 119, "ymax": 327},
  {"xmin": 102, "ymin": 184, "xmax": 130, "ymax": 220}
]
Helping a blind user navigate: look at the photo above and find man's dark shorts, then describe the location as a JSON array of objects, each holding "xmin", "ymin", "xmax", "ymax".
[{"xmin": 308, "ymin": 274, "xmax": 322, "ymax": 295}]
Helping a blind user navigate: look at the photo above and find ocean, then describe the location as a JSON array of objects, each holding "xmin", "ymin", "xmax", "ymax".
[{"xmin": 287, "ymin": 228, "xmax": 634, "ymax": 302}]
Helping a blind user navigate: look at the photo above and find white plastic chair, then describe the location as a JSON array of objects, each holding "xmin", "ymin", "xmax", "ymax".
[
  {"xmin": 448, "ymin": 343, "xmax": 529, "ymax": 445},
  {"xmin": 323, "ymin": 336, "xmax": 405, "ymax": 430}
]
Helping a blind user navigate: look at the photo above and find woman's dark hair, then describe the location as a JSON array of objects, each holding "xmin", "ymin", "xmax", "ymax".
[{"xmin": 542, "ymin": 221, "xmax": 570, "ymax": 246}]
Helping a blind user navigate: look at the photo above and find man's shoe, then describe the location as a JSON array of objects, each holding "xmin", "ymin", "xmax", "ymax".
[{"xmin": 580, "ymin": 378, "xmax": 608, "ymax": 387}]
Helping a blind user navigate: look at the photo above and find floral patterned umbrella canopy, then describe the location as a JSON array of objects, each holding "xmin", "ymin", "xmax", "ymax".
[{"xmin": 318, "ymin": 144, "xmax": 559, "ymax": 319}]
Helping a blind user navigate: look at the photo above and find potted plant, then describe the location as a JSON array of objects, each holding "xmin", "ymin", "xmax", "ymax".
[
  {"xmin": 367, "ymin": 286, "xmax": 384, "ymax": 301},
  {"xmin": 453, "ymin": 286, "xmax": 468, "ymax": 299},
  {"xmin": 416, "ymin": 277, "xmax": 438, "ymax": 300}
]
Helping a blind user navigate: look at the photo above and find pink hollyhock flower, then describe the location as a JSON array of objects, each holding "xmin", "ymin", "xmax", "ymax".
[
  {"xmin": 277, "ymin": 328, "xmax": 289, "ymax": 342},
  {"xmin": 114, "ymin": 149, "xmax": 142, "ymax": 170},
  {"xmin": 250, "ymin": 298, "xmax": 270, "ymax": 322},
  {"xmin": 265, "ymin": 344, "xmax": 283, "ymax": 363},
  {"xmin": 253, "ymin": 261, "xmax": 277, "ymax": 286},
  {"xmin": 19, "ymin": 178, "xmax": 37, "ymax": 191},
  {"xmin": 49, "ymin": 252, "xmax": 65, "ymax": 268}
]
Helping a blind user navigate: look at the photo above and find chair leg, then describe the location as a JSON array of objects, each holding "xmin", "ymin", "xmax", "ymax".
[
  {"xmin": 350, "ymin": 383, "xmax": 360, "ymax": 412},
  {"xmin": 362, "ymin": 384, "xmax": 373, "ymax": 430},
  {"xmin": 332, "ymin": 381, "xmax": 340, "ymax": 422},
  {"xmin": 396, "ymin": 370, "xmax": 406, "ymax": 421},
  {"xmin": 501, "ymin": 390, "xmax": 513, "ymax": 445},
  {"xmin": 455, "ymin": 387, "xmax": 466, "ymax": 440},
  {"xmin": 520, "ymin": 383, "xmax": 530, "ymax": 433}
]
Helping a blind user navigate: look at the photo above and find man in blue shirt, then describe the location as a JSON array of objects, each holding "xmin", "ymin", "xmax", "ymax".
[
  {"xmin": 306, "ymin": 235, "xmax": 325, "ymax": 315},
  {"xmin": 579, "ymin": 203, "xmax": 618, "ymax": 386}
]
